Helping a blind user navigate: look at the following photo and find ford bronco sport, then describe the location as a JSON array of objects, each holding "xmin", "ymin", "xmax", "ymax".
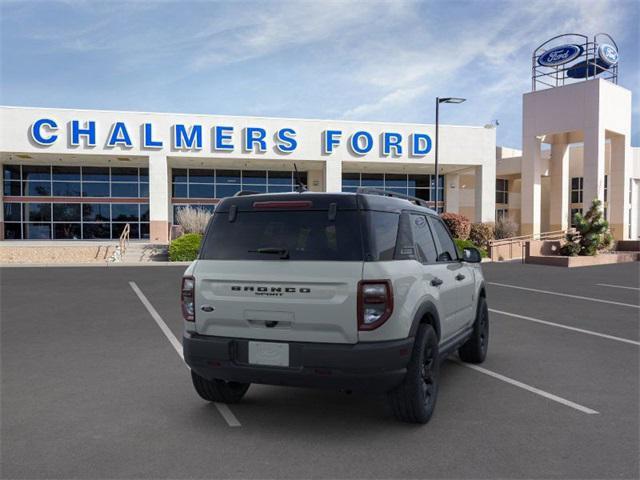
[{"xmin": 182, "ymin": 189, "xmax": 488, "ymax": 424}]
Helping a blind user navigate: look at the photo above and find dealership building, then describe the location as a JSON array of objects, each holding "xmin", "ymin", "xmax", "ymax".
[{"xmin": 0, "ymin": 34, "xmax": 638, "ymax": 244}]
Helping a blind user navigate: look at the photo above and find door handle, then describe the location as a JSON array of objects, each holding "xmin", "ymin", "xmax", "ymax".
[
  {"xmin": 455, "ymin": 274, "xmax": 466, "ymax": 281},
  {"xmin": 430, "ymin": 277, "xmax": 443, "ymax": 287}
]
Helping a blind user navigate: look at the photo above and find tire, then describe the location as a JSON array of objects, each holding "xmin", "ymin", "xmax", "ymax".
[
  {"xmin": 191, "ymin": 370, "xmax": 250, "ymax": 403},
  {"xmin": 458, "ymin": 296, "xmax": 489, "ymax": 364},
  {"xmin": 387, "ymin": 324, "xmax": 440, "ymax": 424}
]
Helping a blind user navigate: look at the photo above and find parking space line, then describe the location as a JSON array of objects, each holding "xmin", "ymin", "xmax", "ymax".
[
  {"xmin": 596, "ymin": 283, "xmax": 640, "ymax": 291},
  {"xmin": 488, "ymin": 282, "xmax": 639, "ymax": 309},
  {"xmin": 489, "ymin": 308, "xmax": 640, "ymax": 346},
  {"xmin": 129, "ymin": 281, "xmax": 242, "ymax": 427},
  {"xmin": 453, "ymin": 361, "xmax": 599, "ymax": 415}
]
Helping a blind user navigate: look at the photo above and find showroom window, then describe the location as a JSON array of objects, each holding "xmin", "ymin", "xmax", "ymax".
[
  {"xmin": 2, "ymin": 164, "xmax": 149, "ymax": 240},
  {"xmin": 341, "ymin": 173, "xmax": 445, "ymax": 212},
  {"xmin": 170, "ymin": 168, "xmax": 307, "ymax": 224}
]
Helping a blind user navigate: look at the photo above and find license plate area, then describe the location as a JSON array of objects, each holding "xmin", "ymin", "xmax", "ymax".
[{"xmin": 248, "ymin": 341, "xmax": 290, "ymax": 367}]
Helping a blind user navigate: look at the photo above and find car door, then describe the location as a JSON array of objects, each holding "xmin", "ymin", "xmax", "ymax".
[
  {"xmin": 427, "ymin": 216, "xmax": 476, "ymax": 334},
  {"xmin": 407, "ymin": 213, "xmax": 459, "ymax": 341}
]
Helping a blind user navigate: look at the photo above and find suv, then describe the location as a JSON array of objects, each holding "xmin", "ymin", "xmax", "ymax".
[{"xmin": 182, "ymin": 190, "xmax": 488, "ymax": 424}]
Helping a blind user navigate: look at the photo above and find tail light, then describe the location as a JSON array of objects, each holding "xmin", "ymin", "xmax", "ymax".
[
  {"xmin": 358, "ymin": 280, "xmax": 393, "ymax": 330},
  {"xmin": 181, "ymin": 276, "xmax": 195, "ymax": 322}
]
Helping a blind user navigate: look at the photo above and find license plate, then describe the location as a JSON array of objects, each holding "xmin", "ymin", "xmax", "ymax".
[{"xmin": 248, "ymin": 341, "xmax": 289, "ymax": 367}]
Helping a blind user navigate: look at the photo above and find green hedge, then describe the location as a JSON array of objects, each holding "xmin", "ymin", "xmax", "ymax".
[
  {"xmin": 169, "ymin": 233, "xmax": 202, "ymax": 261},
  {"xmin": 454, "ymin": 238, "xmax": 488, "ymax": 258}
]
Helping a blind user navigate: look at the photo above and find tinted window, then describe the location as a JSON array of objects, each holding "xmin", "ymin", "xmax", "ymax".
[
  {"xmin": 52, "ymin": 166, "xmax": 80, "ymax": 181},
  {"xmin": 83, "ymin": 203, "xmax": 110, "ymax": 221},
  {"xmin": 82, "ymin": 182, "xmax": 109, "ymax": 197},
  {"xmin": 410, "ymin": 214, "xmax": 438, "ymax": 263},
  {"xmin": 428, "ymin": 217, "xmax": 458, "ymax": 262},
  {"xmin": 110, "ymin": 168, "xmax": 138, "ymax": 182},
  {"xmin": 52, "ymin": 182, "xmax": 81, "ymax": 197},
  {"xmin": 201, "ymin": 210, "xmax": 363, "ymax": 261},
  {"xmin": 112, "ymin": 204, "xmax": 139, "ymax": 221},
  {"xmin": 53, "ymin": 203, "xmax": 81, "ymax": 221},
  {"xmin": 366, "ymin": 211, "xmax": 399, "ymax": 261},
  {"xmin": 3, "ymin": 165, "xmax": 21, "ymax": 181},
  {"xmin": 4, "ymin": 203, "xmax": 21, "ymax": 221},
  {"xmin": 22, "ymin": 165, "xmax": 50, "ymax": 181},
  {"xmin": 111, "ymin": 183, "xmax": 139, "ymax": 198}
]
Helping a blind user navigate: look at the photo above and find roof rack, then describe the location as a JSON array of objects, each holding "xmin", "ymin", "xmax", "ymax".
[
  {"xmin": 233, "ymin": 190, "xmax": 261, "ymax": 197},
  {"xmin": 356, "ymin": 187, "xmax": 431, "ymax": 208}
]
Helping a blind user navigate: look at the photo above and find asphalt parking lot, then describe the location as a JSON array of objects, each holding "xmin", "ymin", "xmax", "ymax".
[{"xmin": 1, "ymin": 262, "xmax": 638, "ymax": 479}]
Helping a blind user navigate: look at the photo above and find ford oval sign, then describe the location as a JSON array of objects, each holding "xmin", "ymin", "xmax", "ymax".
[
  {"xmin": 598, "ymin": 44, "xmax": 618, "ymax": 67},
  {"xmin": 538, "ymin": 44, "xmax": 583, "ymax": 67}
]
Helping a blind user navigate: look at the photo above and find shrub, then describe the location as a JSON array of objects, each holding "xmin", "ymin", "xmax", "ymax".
[
  {"xmin": 454, "ymin": 238, "xmax": 488, "ymax": 258},
  {"xmin": 494, "ymin": 217, "xmax": 518, "ymax": 239},
  {"xmin": 440, "ymin": 212, "xmax": 471, "ymax": 240},
  {"xmin": 469, "ymin": 222, "xmax": 495, "ymax": 249},
  {"xmin": 560, "ymin": 199, "xmax": 613, "ymax": 256},
  {"xmin": 169, "ymin": 233, "xmax": 202, "ymax": 261},
  {"xmin": 176, "ymin": 206, "xmax": 213, "ymax": 235}
]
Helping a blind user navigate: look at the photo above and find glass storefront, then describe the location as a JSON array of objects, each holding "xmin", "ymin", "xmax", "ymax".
[
  {"xmin": 171, "ymin": 168, "xmax": 308, "ymax": 224},
  {"xmin": 3, "ymin": 164, "xmax": 149, "ymax": 239},
  {"xmin": 342, "ymin": 173, "xmax": 445, "ymax": 211}
]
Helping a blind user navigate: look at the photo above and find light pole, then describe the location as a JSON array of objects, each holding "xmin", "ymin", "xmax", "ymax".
[{"xmin": 435, "ymin": 97, "xmax": 466, "ymax": 212}]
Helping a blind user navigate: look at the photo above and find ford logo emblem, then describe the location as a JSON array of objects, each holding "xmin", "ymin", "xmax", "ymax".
[
  {"xmin": 538, "ymin": 44, "xmax": 583, "ymax": 67},
  {"xmin": 598, "ymin": 44, "xmax": 618, "ymax": 67}
]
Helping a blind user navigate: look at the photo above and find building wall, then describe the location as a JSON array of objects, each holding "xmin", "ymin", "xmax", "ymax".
[{"xmin": 0, "ymin": 106, "xmax": 497, "ymax": 242}]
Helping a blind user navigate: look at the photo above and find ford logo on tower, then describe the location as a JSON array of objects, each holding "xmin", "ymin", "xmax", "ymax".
[
  {"xmin": 537, "ymin": 44, "xmax": 583, "ymax": 67},
  {"xmin": 598, "ymin": 43, "xmax": 618, "ymax": 67}
]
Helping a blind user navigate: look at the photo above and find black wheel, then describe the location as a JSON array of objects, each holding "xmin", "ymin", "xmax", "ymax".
[
  {"xmin": 458, "ymin": 296, "xmax": 489, "ymax": 364},
  {"xmin": 191, "ymin": 370, "xmax": 250, "ymax": 403},
  {"xmin": 387, "ymin": 324, "xmax": 440, "ymax": 424}
]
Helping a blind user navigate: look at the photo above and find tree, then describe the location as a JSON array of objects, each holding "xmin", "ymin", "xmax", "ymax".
[{"xmin": 560, "ymin": 199, "xmax": 613, "ymax": 256}]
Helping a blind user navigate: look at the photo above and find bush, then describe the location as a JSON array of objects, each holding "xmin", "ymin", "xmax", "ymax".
[
  {"xmin": 454, "ymin": 238, "xmax": 488, "ymax": 258},
  {"xmin": 494, "ymin": 217, "xmax": 518, "ymax": 239},
  {"xmin": 469, "ymin": 222, "xmax": 495, "ymax": 249},
  {"xmin": 560, "ymin": 199, "xmax": 613, "ymax": 256},
  {"xmin": 440, "ymin": 212, "xmax": 471, "ymax": 240},
  {"xmin": 176, "ymin": 206, "xmax": 213, "ymax": 235},
  {"xmin": 169, "ymin": 233, "xmax": 202, "ymax": 261}
]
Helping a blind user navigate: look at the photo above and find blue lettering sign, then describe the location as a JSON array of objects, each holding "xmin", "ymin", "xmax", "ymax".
[
  {"xmin": 143, "ymin": 123, "xmax": 163, "ymax": 148},
  {"xmin": 173, "ymin": 124, "xmax": 203, "ymax": 149},
  {"xmin": 275, "ymin": 128, "xmax": 297, "ymax": 153},
  {"xmin": 71, "ymin": 120, "xmax": 96, "ymax": 147},
  {"xmin": 383, "ymin": 132, "xmax": 403, "ymax": 156},
  {"xmin": 214, "ymin": 126, "xmax": 234, "ymax": 151},
  {"xmin": 244, "ymin": 127, "xmax": 267, "ymax": 152},
  {"xmin": 350, "ymin": 131, "xmax": 373, "ymax": 155},
  {"xmin": 30, "ymin": 118, "xmax": 58, "ymax": 145},
  {"xmin": 107, "ymin": 122, "xmax": 133, "ymax": 147},
  {"xmin": 323, "ymin": 130, "xmax": 342, "ymax": 154},
  {"xmin": 411, "ymin": 133, "xmax": 432, "ymax": 156}
]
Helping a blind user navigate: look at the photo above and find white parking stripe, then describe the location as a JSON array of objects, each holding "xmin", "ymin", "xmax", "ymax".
[
  {"xmin": 129, "ymin": 281, "xmax": 242, "ymax": 427},
  {"xmin": 488, "ymin": 282, "xmax": 640, "ymax": 309},
  {"xmin": 454, "ymin": 361, "xmax": 599, "ymax": 415},
  {"xmin": 489, "ymin": 308, "xmax": 640, "ymax": 346},
  {"xmin": 596, "ymin": 283, "xmax": 640, "ymax": 291}
]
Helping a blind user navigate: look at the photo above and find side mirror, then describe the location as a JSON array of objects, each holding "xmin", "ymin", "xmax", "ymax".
[{"xmin": 462, "ymin": 247, "xmax": 482, "ymax": 263}]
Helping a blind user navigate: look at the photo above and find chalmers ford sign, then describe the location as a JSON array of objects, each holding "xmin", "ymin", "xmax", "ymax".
[{"xmin": 29, "ymin": 118, "xmax": 434, "ymax": 157}]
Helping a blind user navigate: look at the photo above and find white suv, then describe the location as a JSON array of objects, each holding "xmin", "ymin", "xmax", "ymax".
[{"xmin": 182, "ymin": 190, "xmax": 489, "ymax": 424}]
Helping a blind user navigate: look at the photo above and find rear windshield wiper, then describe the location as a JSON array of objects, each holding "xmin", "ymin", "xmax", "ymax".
[{"xmin": 248, "ymin": 247, "xmax": 290, "ymax": 259}]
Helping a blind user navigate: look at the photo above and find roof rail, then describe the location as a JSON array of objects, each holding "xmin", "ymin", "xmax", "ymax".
[
  {"xmin": 356, "ymin": 187, "xmax": 431, "ymax": 208},
  {"xmin": 233, "ymin": 190, "xmax": 261, "ymax": 197}
]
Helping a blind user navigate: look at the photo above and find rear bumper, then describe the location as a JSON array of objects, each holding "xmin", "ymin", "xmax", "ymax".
[{"xmin": 183, "ymin": 332, "xmax": 414, "ymax": 393}]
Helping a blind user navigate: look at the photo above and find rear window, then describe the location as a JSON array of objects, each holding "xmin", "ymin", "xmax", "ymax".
[{"xmin": 200, "ymin": 210, "xmax": 363, "ymax": 261}]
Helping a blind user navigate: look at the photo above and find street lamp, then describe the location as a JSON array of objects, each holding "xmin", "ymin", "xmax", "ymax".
[{"xmin": 435, "ymin": 97, "xmax": 466, "ymax": 212}]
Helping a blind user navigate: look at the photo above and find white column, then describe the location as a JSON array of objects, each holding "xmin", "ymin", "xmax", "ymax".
[
  {"xmin": 148, "ymin": 153, "xmax": 170, "ymax": 244},
  {"xmin": 474, "ymin": 162, "xmax": 495, "ymax": 223},
  {"xmin": 549, "ymin": 137, "xmax": 570, "ymax": 231},
  {"xmin": 609, "ymin": 134, "xmax": 631, "ymax": 240},
  {"xmin": 582, "ymin": 126, "xmax": 606, "ymax": 211},
  {"xmin": 445, "ymin": 173, "xmax": 459, "ymax": 214},
  {"xmin": 324, "ymin": 160, "xmax": 342, "ymax": 192},
  {"xmin": 521, "ymin": 135, "xmax": 542, "ymax": 236}
]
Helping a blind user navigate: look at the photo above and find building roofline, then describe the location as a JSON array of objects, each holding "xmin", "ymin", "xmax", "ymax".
[{"xmin": 0, "ymin": 104, "xmax": 489, "ymax": 130}]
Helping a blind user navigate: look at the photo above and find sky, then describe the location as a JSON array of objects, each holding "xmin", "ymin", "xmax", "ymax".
[{"xmin": 1, "ymin": 0, "xmax": 638, "ymax": 148}]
